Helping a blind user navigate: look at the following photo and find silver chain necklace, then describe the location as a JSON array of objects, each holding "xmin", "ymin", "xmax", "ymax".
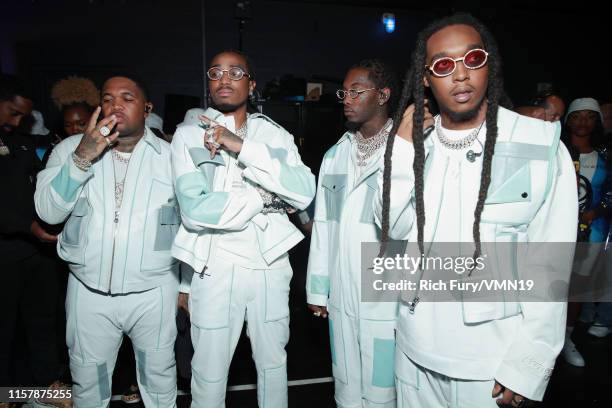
[
  {"xmin": 355, "ymin": 118, "xmax": 392, "ymax": 167},
  {"xmin": 435, "ymin": 115, "xmax": 484, "ymax": 151},
  {"xmin": 235, "ymin": 114, "xmax": 249, "ymax": 140}
]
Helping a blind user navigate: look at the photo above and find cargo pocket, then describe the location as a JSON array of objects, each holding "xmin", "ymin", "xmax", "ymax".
[
  {"xmin": 153, "ymin": 203, "xmax": 180, "ymax": 251},
  {"xmin": 321, "ymin": 174, "xmax": 347, "ymax": 222},
  {"xmin": 264, "ymin": 267, "xmax": 292, "ymax": 322},
  {"xmin": 136, "ymin": 346, "xmax": 176, "ymax": 393},
  {"xmin": 189, "ymin": 260, "xmax": 233, "ymax": 329},
  {"xmin": 62, "ymin": 197, "xmax": 90, "ymax": 247},
  {"xmin": 69, "ymin": 355, "xmax": 111, "ymax": 407}
]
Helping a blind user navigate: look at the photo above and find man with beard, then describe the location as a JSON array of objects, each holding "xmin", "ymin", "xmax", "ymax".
[
  {"xmin": 306, "ymin": 59, "xmax": 399, "ymax": 408},
  {"xmin": 36, "ymin": 76, "xmax": 179, "ymax": 407},
  {"xmin": 171, "ymin": 50, "xmax": 315, "ymax": 407},
  {"xmin": 375, "ymin": 13, "xmax": 577, "ymax": 408}
]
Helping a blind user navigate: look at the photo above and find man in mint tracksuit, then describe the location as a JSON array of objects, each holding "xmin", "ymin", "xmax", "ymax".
[
  {"xmin": 306, "ymin": 60, "xmax": 399, "ymax": 408},
  {"xmin": 35, "ymin": 76, "xmax": 179, "ymax": 407},
  {"xmin": 172, "ymin": 50, "xmax": 315, "ymax": 408}
]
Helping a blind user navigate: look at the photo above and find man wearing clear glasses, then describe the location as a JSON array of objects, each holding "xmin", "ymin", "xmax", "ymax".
[
  {"xmin": 171, "ymin": 50, "xmax": 315, "ymax": 408},
  {"xmin": 306, "ymin": 59, "xmax": 399, "ymax": 408}
]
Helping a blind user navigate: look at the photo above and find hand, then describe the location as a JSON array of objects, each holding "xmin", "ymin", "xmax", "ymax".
[
  {"xmin": 178, "ymin": 292, "xmax": 189, "ymax": 315},
  {"xmin": 199, "ymin": 115, "xmax": 244, "ymax": 157},
  {"xmin": 74, "ymin": 106, "xmax": 120, "ymax": 162},
  {"xmin": 30, "ymin": 220, "xmax": 58, "ymax": 243},
  {"xmin": 492, "ymin": 381, "xmax": 527, "ymax": 407},
  {"xmin": 397, "ymin": 101, "xmax": 434, "ymax": 143},
  {"xmin": 580, "ymin": 210, "xmax": 596, "ymax": 225},
  {"xmin": 307, "ymin": 304, "xmax": 328, "ymax": 318}
]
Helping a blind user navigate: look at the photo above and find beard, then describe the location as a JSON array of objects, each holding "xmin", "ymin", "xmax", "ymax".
[
  {"xmin": 441, "ymin": 95, "xmax": 486, "ymax": 123},
  {"xmin": 345, "ymin": 120, "xmax": 361, "ymax": 132},
  {"xmin": 212, "ymin": 99, "xmax": 247, "ymax": 113}
]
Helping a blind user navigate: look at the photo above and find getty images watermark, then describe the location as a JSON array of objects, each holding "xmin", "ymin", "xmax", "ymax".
[{"xmin": 360, "ymin": 241, "xmax": 612, "ymax": 303}]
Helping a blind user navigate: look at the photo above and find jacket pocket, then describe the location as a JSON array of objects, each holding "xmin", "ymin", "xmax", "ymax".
[
  {"xmin": 359, "ymin": 174, "xmax": 379, "ymax": 224},
  {"xmin": 321, "ymin": 174, "xmax": 347, "ymax": 222},
  {"xmin": 153, "ymin": 202, "xmax": 180, "ymax": 251},
  {"xmin": 62, "ymin": 197, "xmax": 90, "ymax": 247}
]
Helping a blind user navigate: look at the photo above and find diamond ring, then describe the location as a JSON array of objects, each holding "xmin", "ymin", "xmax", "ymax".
[{"xmin": 99, "ymin": 126, "xmax": 111, "ymax": 137}]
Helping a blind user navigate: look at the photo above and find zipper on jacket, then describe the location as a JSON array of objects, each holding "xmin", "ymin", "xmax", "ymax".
[{"xmin": 107, "ymin": 145, "xmax": 135, "ymax": 294}]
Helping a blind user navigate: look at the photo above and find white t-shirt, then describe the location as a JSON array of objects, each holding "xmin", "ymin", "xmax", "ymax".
[{"xmin": 399, "ymin": 122, "xmax": 521, "ymax": 381}]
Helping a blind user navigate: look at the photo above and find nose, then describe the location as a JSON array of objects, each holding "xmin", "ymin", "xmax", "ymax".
[
  {"xmin": 219, "ymin": 71, "xmax": 231, "ymax": 85},
  {"xmin": 342, "ymin": 94, "xmax": 353, "ymax": 106},
  {"xmin": 452, "ymin": 60, "xmax": 469, "ymax": 82}
]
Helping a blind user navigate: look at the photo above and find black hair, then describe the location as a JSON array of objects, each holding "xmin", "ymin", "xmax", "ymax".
[
  {"xmin": 350, "ymin": 59, "xmax": 400, "ymax": 116},
  {"xmin": 208, "ymin": 49, "xmax": 259, "ymax": 113},
  {"xmin": 210, "ymin": 49, "xmax": 256, "ymax": 80},
  {"xmin": 0, "ymin": 74, "xmax": 34, "ymax": 103},
  {"xmin": 103, "ymin": 73, "xmax": 150, "ymax": 101},
  {"xmin": 379, "ymin": 12, "xmax": 505, "ymax": 263}
]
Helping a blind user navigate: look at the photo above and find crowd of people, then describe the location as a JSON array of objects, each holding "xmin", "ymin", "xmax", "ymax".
[{"xmin": 1, "ymin": 11, "xmax": 610, "ymax": 408}]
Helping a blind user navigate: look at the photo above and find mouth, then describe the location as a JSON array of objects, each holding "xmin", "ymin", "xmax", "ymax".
[
  {"xmin": 344, "ymin": 109, "xmax": 355, "ymax": 116},
  {"xmin": 216, "ymin": 87, "xmax": 234, "ymax": 97},
  {"xmin": 451, "ymin": 88, "xmax": 474, "ymax": 104},
  {"xmin": 112, "ymin": 112, "xmax": 126, "ymax": 123}
]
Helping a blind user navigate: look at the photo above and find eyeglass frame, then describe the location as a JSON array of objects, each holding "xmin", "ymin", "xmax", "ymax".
[
  {"xmin": 336, "ymin": 87, "xmax": 377, "ymax": 100},
  {"xmin": 425, "ymin": 48, "xmax": 489, "ymax": 78},
  {"xmin": 206, "ymin": 67, "xmax": 251, "ymax": 81}
]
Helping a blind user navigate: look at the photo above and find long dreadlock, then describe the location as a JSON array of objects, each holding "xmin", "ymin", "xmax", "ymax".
[{"xmin": 379, "ymin": 13, "xmax": 505, "ymax": 262}]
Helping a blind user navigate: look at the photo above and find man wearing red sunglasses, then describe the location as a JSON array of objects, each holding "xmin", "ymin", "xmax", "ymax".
[{"xmin": 375, "ymin": 13, "xmax": 578, "ymax": 408}]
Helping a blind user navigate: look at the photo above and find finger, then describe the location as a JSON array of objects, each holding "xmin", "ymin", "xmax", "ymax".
[
  {"xmin": 199, "ymin": 115, "xmax": 220, "ymax": 127},
  {"xmin": 492, "ymin": 382, "xmax": 503, "ymax": 398},
  {"xmin": 96, "ymin": 115, "xmax": 117, "ymax": 133},
  {"xmin": 104, "ymin": 132, "xmax": 120, "ymax": 147},
  {"xmin": 209, "ymin": 145, "xmax": 217, "ymax": 159},
  {"xmin": 85, "ymin": 106, "xmax": 102, "ymax": 134},
  {"xmin": 497, "ymin": 389, "xmax": 513, "ymax": 405},
  {"xmin": 403, "ymin": 104, "xmax": 416, "ymax": 117}
]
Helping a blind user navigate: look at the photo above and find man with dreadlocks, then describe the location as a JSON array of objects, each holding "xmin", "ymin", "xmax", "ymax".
[
  {"xmin": 306, "ymin": 59, "xmax": 398, "ymax": 407},
  {"xmin": 374, "ymin": 13, "xmax": 578, "ymax": 408}
]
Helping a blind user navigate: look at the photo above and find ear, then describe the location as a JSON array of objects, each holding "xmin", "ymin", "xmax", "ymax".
[
  {"xmin": 249, "ymin": 80, "xmax": 257, "ymax": 95},
  {"xmin": 423, "ymin": 73, "xmax": 430, "ymax": 89},
  {"xmin": 144, "ymin": 103, "xmax": 153, "ymax": 117},
  {"xmin": 379, "ymin": 88, "xmax": 391, "ymax": 106}
]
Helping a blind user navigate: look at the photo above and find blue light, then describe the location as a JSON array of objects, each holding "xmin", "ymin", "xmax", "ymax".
[{"xmin": 382, "ymin": 13, "xmax": 395, "ymax": 33}]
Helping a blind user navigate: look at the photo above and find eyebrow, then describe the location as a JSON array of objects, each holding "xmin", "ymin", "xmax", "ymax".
[
  {"xmin": 429, "ymin": 43, "xmax": 484, "ymax": 63},
  {"xmin": 210, "ymin": 64, "xmax": 247, "ymax": 71},
  {"xmin": 102, "ymin": 90, "xmax": 137, "ymax": 98}
]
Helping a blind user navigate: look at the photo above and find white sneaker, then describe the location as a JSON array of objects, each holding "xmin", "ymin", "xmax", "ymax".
[
  {"xmin": 588, "ymin": 324, "xmax": 612, "ymax": 338},
  {"xmin": 562, "ymin": 337, "xmax": 585, "ymax": 367}
]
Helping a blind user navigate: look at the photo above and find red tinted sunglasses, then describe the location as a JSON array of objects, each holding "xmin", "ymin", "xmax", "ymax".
[{"xmin": 425, "ymin": 48, "xmax": 489, "ymax": 77}]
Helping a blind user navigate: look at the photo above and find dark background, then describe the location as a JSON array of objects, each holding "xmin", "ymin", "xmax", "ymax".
[
  {"xmin": 2, "ymin": 2, "xmax": 611, "ymax": 406},
  {"xmin": 1, "ymin": 0, "xmax": 610, "ymax": 134}
]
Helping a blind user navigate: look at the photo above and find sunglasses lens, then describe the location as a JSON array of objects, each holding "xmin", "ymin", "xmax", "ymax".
[
  {"xmin": 229, "ymin": 67, "xmax": 244, "ymax": 80},
  {"xmin": 464, "ymin": 49, "xmax": 487, "ymax": 69},
  {"xmin": 208, "ymin": 68, "xmax": 222, "ymax": 80},
  {"xmin": 432, "ymin": 58, "xmax": 455, "ymax": 76}
]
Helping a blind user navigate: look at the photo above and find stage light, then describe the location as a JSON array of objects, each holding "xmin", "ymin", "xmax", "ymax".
[{"xmin": 382, "ymin": 13, "xmax": 395, "ymax": 33}]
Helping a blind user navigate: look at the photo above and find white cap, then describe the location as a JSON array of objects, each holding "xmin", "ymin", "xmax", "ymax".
[
  {"xmin": 177, "ymin": 108, "xmax": 207, "ymax": 128},
  {"xmin": 30, "ymin": 110, "xmax": 49, "ymax": 135},
  {"xmin": 145, "ymin": 112, "xmax": 164, "ymax": 130},
  {"xmin": 565, "ymin": 97, "xmax": 603, "ymax": 123}
]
